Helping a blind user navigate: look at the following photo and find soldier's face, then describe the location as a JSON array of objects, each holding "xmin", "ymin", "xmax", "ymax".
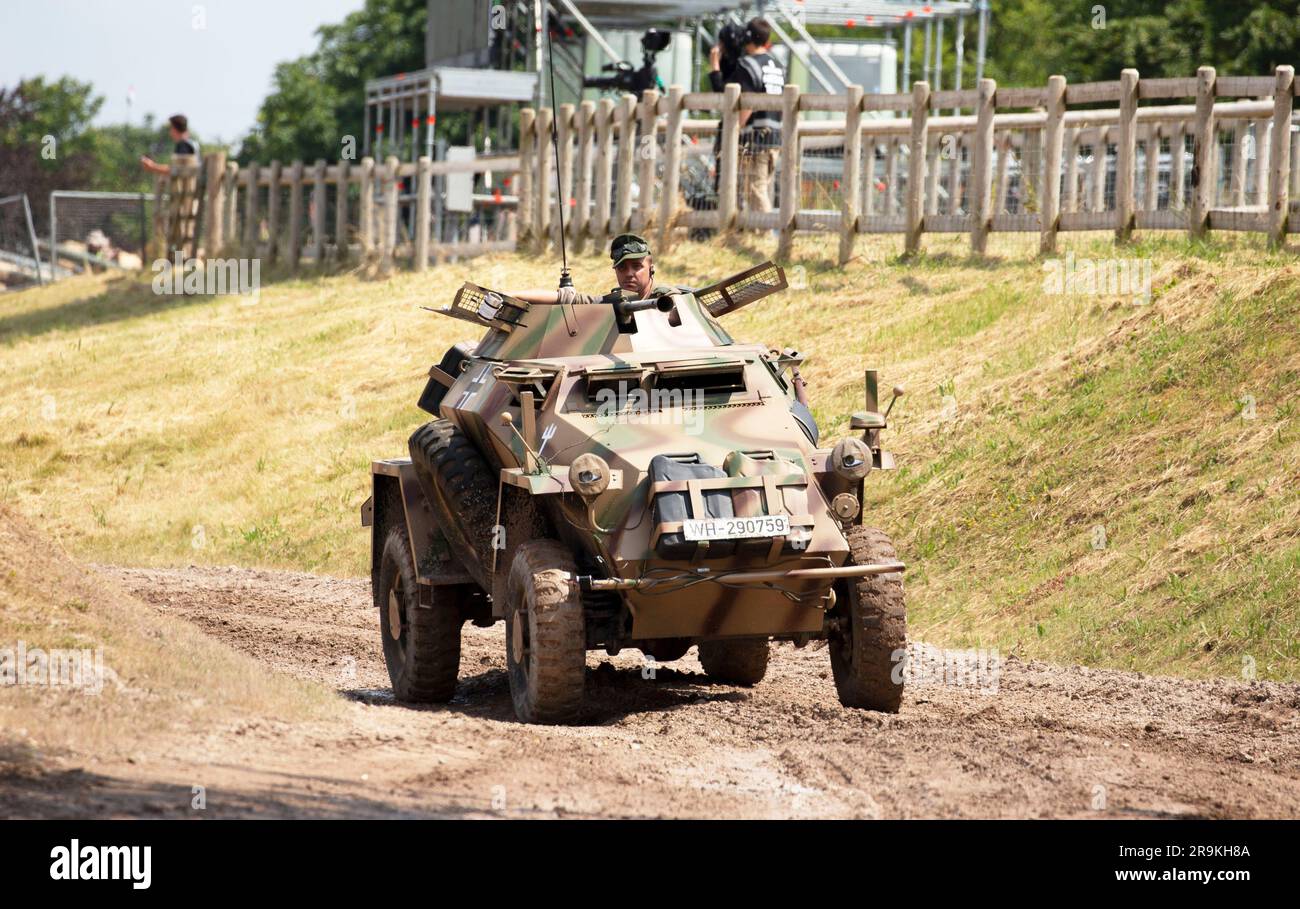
[{"xmin": 614, "ymin": 256, "xmax": 653, "ymax": 297}]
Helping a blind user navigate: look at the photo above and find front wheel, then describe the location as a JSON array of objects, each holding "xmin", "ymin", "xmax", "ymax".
[
  {"xmin": 377, "ymin": 525, "xmax": 464, "ymax": 703},
  {"xmin": 829, "ymin": 526, "xmax": 906, "ymax": 712},
  {"xmin": 504, "ymin": 540, "xmax": 587, "ymax": 724}
]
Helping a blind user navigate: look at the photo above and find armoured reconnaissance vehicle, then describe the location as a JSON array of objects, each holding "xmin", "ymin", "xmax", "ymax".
[{"xmin": 362, "ymin": 263, "xmax": 907, "ymax": 723}]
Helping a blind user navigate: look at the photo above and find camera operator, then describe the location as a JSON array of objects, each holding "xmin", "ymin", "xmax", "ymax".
[
  {"xmin": 711, "ymin": 18, "xmax": 785, "ymax": 213},
  {"xmin": 706, "ymin": 22, "xmax": 744, "ymax": 89}
]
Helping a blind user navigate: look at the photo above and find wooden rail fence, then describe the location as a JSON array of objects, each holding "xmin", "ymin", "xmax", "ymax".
[
  {"xmin": 164, "ymin": 66, "xmax": 1299, "ymax": 271},
  {"xmin": 519, "ymin": 65, "xmax": 1299, "ymax": 261}
]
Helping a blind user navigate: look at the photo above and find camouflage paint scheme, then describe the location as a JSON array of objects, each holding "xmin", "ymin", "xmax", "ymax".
[{"xmin": 370, "ymin": 271, "xmax": 897, "ymax": 646}]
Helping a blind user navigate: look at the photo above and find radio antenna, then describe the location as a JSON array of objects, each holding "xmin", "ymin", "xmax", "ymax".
[{"xmin": 543, "ymin": 16, "xmax": 571, "ymax": 291}]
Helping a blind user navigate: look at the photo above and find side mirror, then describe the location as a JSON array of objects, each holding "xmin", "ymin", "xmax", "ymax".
[{"xmin": 850, "ymin": 410, "xmax": 885, "ymax": 430}]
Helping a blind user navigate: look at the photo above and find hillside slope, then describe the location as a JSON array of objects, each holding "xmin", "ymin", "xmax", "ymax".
[
  {"xmin": 0, "ymin": 504, "xmax": 334, "ymax": 776},
  {"xmin": 0, "ymin": 232, "xmax": 1295, "ymax": 680}
]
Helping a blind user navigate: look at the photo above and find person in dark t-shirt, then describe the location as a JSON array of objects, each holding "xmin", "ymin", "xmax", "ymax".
[
  {"xmin": 732, "ymin": 19, "xmax": 785, "ymax": 213},
  {"xmin": 140, "ymin": 114, "xmax": 201, "ymax": 176}
]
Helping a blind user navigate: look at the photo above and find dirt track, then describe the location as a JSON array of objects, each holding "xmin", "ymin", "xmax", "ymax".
[{"xmin": 12, "ymin": 564, "xmax": 1300, "ymax": 819}]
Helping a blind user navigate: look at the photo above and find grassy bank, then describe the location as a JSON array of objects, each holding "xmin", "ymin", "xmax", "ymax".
[{"xmin": 1, "ymin": 231, "xmax": 1296, "ymax": 680}]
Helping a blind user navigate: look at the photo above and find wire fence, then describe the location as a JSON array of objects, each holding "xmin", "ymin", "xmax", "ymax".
[
  {"xmin": 0, "ymin": 194, "xmax": 44, "ymax": 290},
  {"xmin": 49, "ymin": 191, "xmax": 155, "ymax": 276}
]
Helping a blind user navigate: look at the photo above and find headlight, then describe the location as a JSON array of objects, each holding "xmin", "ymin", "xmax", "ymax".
[
  {"xmin": 569, "ymin": 453, "xmax": 611, "ymax": 497},
  {"xmin": 831, "ymin": 437, "xmax": 872, "ymax": 480}
]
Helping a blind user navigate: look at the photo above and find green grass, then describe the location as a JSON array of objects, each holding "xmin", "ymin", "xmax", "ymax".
[{"xmin": 1, "ymin": 230, "xmax": 1296, "ymax": 680}]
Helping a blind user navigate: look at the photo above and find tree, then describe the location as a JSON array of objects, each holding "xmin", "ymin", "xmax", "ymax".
[
  {"xmin": 238, "ymin": 0, "xmax": 426, "ymax": 165},
  {"xmin": 0, "ymin": 76, "xmax": 102, "ymax": 230}
]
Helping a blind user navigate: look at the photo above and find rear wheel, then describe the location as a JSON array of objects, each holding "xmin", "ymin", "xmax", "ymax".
[
  {"xmin": 698, "ymin": 639, "xmax": 769, "ymax": 685},
  {"xmin": 505, "ymin": 540, "xmax": 586, "ymax": 724},
  {"xmin": 377, "ymin": 525, "xmax": 464, "ymax": 703},
  {"xmin": 829, "ymin": 526, "xmax": 906, "ymax": 712}
]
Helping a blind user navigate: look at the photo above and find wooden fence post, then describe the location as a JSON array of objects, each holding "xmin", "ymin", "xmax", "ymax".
[
  {"xmin": 925, "ymin": 135, "xmax": 942, "ymax": 217},
  {"xmin": 557, "ymin": 103, "xmax": 575, "ymax": 246},
  {"xmin": 1144, "ymin": 127, "xmax": 1160, "ymax": 212},
  {"xmin": 1267, "ymin": 65, "xmax": 1294, "ymax": 246},
  {"xmin": 1255, "ymin": 121, "xmax": 1271, "ymax": 204},
  {"xmin": 165, "ymin": 156, "xmax": 202, "ymax": 260},
  {"xmin": 637, "ymin": 89, "xmax": 659, "ymax": 233},
  {"xmin": 657, "ymin": 87, "xmax": 684, "ymax": 250},
  {"xmin": 242, "ymin": 163, "xmax": 259, "ymax": 257},
  {"xmin": 382, "ymin": 155, "xmax": 399, "ymax": 268},
  {"xmin": 1171, "ymin": 124, "xmax": 1186, "ymax": 209},
  {"xmin": 885, "ymin": 138, "xmax": 900, "ymax": 216},
  {"xmin": 719, "ymin": 83, "xmax": 741, "ymax": 233},
  {"xmin": 265, "ymin": 160, "xmax": 282, "ymax": 264},
  {"xmin": 311, "ymin": 159, "xmax": 326, "ymax": 263},
  {"xmin": 904, "ymin": 80, "xmax": 930, "ymax": 257},
  {"xmin": 358, "ymin": 156, "xmax": 375, "ymax": 257},
  {"xmin": 864, "ymin": 137, "xmax": 877, "ymax": 217},
  {"xmin": 951, "ymin": 139, "xmax": 966, "ymax": 215},
  {"xmin": 517, "ymin": 108, "xmax": 535, "ymax": 244},
  {"xmin": 776, "ymin": 82, "xmax": 801, "ymax": 261},
  {"xmin": 335, "ymin": 159, "xmax": 350, "ymax": 262},
  {"xmin": 839, "ymin": 84, "xmax": 864, "ymax": 265},
  {"xmin": 1090, "ymin": 128, "xmax": 1108, "ymax": 212},
  {"xmin": 993, "ymin": 134, "xmax": 1011, "ymax": 214},
  {"xmin": 970, "ymin": 78, "xmax": 995, "ymax": 254},
  {"xmin": 1040, "ymin": 74, "xmax": 1066, "ymax": 254},
  {"xmin": 535, "ymin": 107, "xmax": 553, "ymax": 250},
  {"xmin": 614, "ymin": 93, "xmax": 638, "ymax": 235},
  {"xmin": 202, "ymin": 151, "xmax": 227, "ymax": 258},
  {"xmin": 1291, "ymin": 122, "xmax": 1300, "ymax": 196},
  {"xmin": 288, "ymin": 160, "xmax": 305, "ymax": 270},
  {"xmin": 1064, "ymin": 128, "xmax": 1080, "ymax": 214},
  {"xmin": 222, "ymin": 162, "xmax": 238, "ymax": 255},
  {"xmin": 594, "ymin": 99, "xmax": 614, "ymax": 244},
  {"xmin": 1115, "ymin": 68, "xmax": 1139, "ymax": 241},
  {"xmin": 1231, "ymin": 122, "xmax": 1249, "ymax": 207},
  {"xmin": 415, "ymin": 155, "xmax": 431, "ymax": 270},
  {"xmin": 576, "ymin": 99, "xmax": 595, "ymax": 250},
  {"xmin": 1190, "ymin": 66, "xmax": 1216, "ymax": 240}
]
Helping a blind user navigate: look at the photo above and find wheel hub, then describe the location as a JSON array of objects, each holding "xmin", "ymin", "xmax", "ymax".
[
  {"xmin": 387, "ymin": 589, "xmax": 403, "ymax": 641},
  {"xmin": 511, "ymin": 610, "xmax": 524, "ymax": 662}
]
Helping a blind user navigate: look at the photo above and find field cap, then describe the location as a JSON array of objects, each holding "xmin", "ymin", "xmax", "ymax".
[{"xmin": 611, "ymin": 233, "xmax": 651, "ymax": 266}]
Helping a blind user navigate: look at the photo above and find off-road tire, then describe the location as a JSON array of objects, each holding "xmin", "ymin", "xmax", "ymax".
[
  {"xmin": 505, "ymin": 540, "xmax": 586, "ymax": 724},
  {"xmin": 409, "ymin": 419, "xmax": 497, "ymax": 587},
  {"xmin": 830, "ymin": 526, "xmax": 906, "ymax": 712},
  {"xmin": 698, "ymin": 639, "xmax": 769, "ymax": 685},
  {"xmin": 377, "ymin": 525, "xmax": 463, "ymax": 703}
]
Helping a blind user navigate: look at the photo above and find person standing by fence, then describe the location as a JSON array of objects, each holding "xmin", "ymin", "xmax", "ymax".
[
  {"xmin": 733, "ymin": 18, "xmax": 785, "ymax": 214},
  {"xmin": 139, "ymin": 114, "xmax": 200, "ymax": 176}
]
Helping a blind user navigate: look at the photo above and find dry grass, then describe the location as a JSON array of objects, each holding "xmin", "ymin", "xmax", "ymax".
[
  {"xmin": 0, "ymin": 505, "xmax": 335, "ymax": 764},
  {"xmin": 0, "ymin": 229, "xmax": 1296, "ymax": 679}
]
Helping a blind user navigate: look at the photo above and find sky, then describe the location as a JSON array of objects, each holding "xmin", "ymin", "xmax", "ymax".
[{"xmin": 0, "ymin": 0, "xmax": 366, "ymax": 145}]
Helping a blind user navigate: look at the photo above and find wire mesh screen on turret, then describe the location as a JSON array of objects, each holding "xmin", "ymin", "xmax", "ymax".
[
  {"xmin": 443, "ymin": 281, "xmax": 531, "ymax": 331},
  {"xmin": 694, "ymin": 262, "xmax": 787, "ymax": 317},
  {"xmin": 0, "ymin": 194, "xmax": 43, "ymax": 291}
]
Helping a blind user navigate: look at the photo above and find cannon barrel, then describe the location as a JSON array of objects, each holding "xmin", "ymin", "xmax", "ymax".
[{"xmin": 613, "ymin": 295, "xmax": 674, "ymax": 320}]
